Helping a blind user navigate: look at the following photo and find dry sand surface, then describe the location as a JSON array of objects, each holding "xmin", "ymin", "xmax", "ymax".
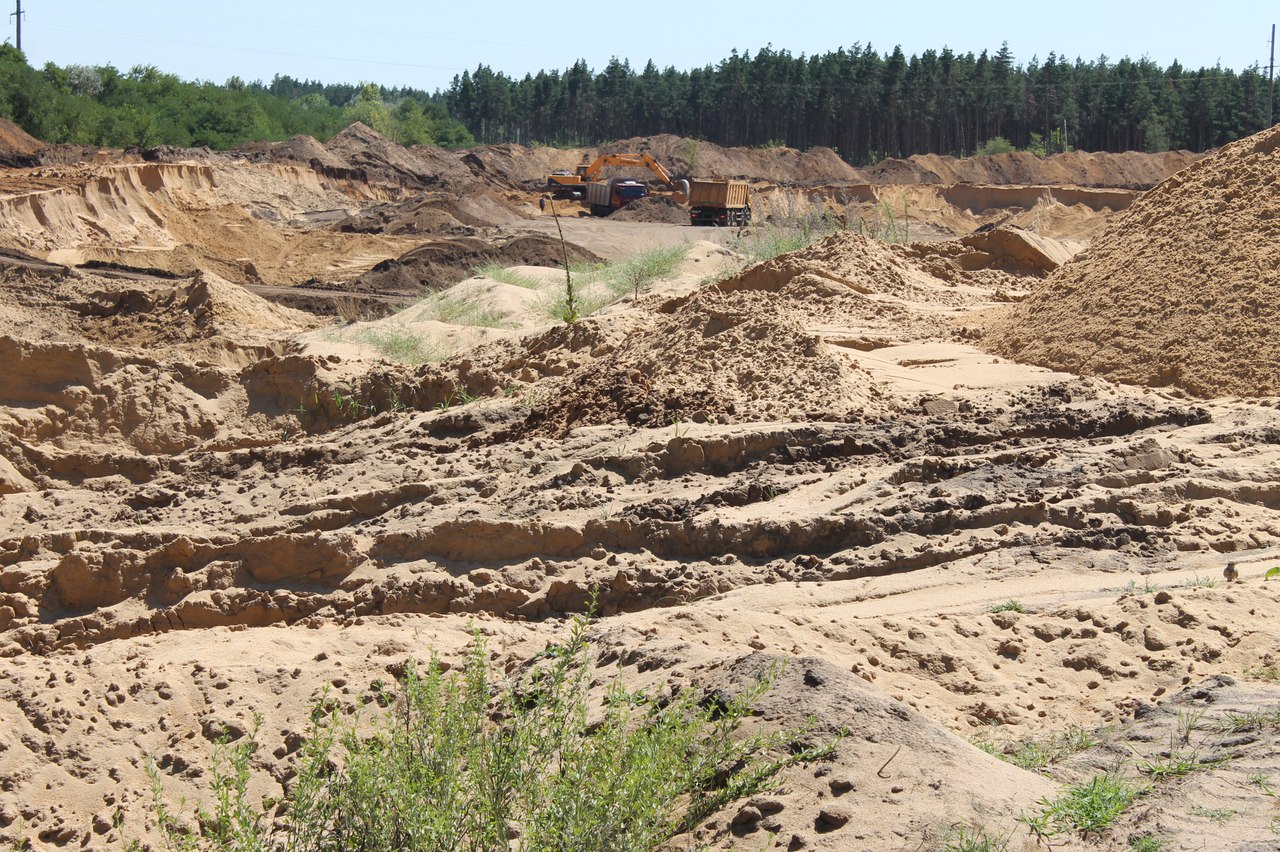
[{"xmin": 2, "ymin": 123, "xmax": 1279, "ymax": 851}]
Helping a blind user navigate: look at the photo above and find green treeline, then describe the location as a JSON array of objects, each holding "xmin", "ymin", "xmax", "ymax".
[
  {"xmin": 444, "ymin": 44, "xmax": 1273, "ymax": 162},
  {"xmin": 0, "ymin": 42, "xmax": 1272, "ymax": 161},
  {"xmin": 0, "ymin": 45, "xmax": 473, "ymax": 151}
]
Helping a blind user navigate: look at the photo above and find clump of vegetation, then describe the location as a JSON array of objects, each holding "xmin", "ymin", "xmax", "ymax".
[
  {"xmin": 853, "ymin": 199, "xmax": 909, "ymax": 243},
  {"xmin": 975, "ymin": 136, "xmax": 1017, "ymax": 156},
  {"xmin": 989, "ymin": 600, "xmax": 1026, "ymax": 614},
  {"xmin": 149, "ymin": 614, "xmax": 837, "ymax": 851},
  {"xmin": 1032, "ymin": 774, "xmax": 1145, "ymax": 837},
  {"xmin": 974, "ymin": 725, "xmax": 1096, "ymax": 772},
  {"xmin": 414, "ymin": 290, "xmax": 512, "ymax": 329},
  {"xmin": 537, "ymin": 242, "xmax": 692, "ymax": 322},
  {"xmin": 604, "ymin": 242, "xmax": 691, "ymax": 300},
  {"xmin": 1128, "ymin": 836, "xmax": 1168, "ymax": 852},
  {"xmin": 936, "ymin": 822, "xmax": 1012, "ymax": 851},
  {"xmin": 358, "ymin": 325, "xmax": 444, "ymax": 365},
  {"xmin": 473, "ymin": 262, "xmax": 542, "ymax": 290},
  {"xmin": 727, "ymin": 207, "xmax": 843, "ymax": 267},
  {"xmin": 1246, "ymin": 664, "xmax": 1280, "ymax": 683}
]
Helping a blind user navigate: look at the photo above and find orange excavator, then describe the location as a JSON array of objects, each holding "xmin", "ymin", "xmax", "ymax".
[{"xmin": 546, "ymin": 153, "xmax": 689, "ymax": 203}]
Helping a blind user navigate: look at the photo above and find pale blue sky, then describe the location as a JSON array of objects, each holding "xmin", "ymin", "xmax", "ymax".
[{"xmin": 10, "ymin": 0, "xmax": 1276, "ymax": 92}]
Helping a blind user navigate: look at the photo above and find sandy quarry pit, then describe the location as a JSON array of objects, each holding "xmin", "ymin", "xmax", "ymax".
[{"xmin": 2, "ymin": 121, "xmax": 1279, "ymax": 850}]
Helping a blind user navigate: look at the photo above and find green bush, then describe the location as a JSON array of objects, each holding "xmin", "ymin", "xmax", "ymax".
[
  {"xmin": 151, "ymin": 615, "xmax": 836, "ymax": 851},
  {"xmin": 975, "ymin": 136, "xmax": 1017, "ymax": 156}
]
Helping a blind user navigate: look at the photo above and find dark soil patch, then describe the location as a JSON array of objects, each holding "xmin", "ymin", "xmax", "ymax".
[
  {"xmin": 349, "ymin": 234, "xmax": 602, "ymax": 295},
  {"xmin": 610, "ymin": 195, "xmax": 689, "ymax": 224}
]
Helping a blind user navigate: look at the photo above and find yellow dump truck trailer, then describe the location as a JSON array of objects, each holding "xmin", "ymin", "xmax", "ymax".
[{"xmin": 688, "ymin": 179, "xmax": 752, "ymax": 227}]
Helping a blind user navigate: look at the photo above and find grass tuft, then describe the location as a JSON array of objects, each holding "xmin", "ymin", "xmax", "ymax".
[
  {"xmin": 416, "ymin": 290, "xmax": 513, "ymax": 328},
  {"xmin": 989, "ymin": 600, "xmax": 1026, "ymax": 614},
  {"xmin": 1036, "ymin": 773, "xmax": 1144, "ymax": 836},
  {"xmin": 359, "ymin": 325, "xmax": 444, "ymax": 365},
  {"xmin": 474, "ymin": 262, "xmax": 543, "ymax": 290}
]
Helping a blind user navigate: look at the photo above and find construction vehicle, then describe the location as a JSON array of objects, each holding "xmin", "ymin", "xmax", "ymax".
[
  {"xmin": 547, "ymin": 153, "xmax": 689, "ymax": 201},
  {"xmin": 585, "ymin": 178, "xmax": 649, "ymax": 216},
  {"xmin": 688, "ymin": 179, "xmax": 752, "ymax": 227}
]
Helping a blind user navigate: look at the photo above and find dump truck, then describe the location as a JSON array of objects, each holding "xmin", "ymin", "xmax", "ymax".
[
  {"xmin": 689, "ymin": 179, "xmax": 752, "ymax": 227},
  {"xmin": 585, "ymin": 177, "xmax": 649, "ymax": 216}
]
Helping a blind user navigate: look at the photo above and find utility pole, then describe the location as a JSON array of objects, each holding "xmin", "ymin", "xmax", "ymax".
[
  {"xmin": 1269, "ymin": 24, "xmax": 1276, "ymax": 127},
  {"xmin": 8, "ymin": 0, "xmax": 20, "ymax": 52}
]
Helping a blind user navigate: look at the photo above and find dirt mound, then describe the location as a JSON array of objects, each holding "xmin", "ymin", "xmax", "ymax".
[
  {"xmin": 983, "ymin": 124, "xmax": 1280, "ymax": 397},
  {"xmin": 236, "ymin": 134, "xmax": 352, "ymax": 171},
  {"xmin": 459, "ymin": 143, "xmax": 587, "ymax": 187},
  {"xmin": 726, "ymin": 231, "xmax": 974, "ymax": 305},
  {"xmin": 77, "ymin": 271, "xmax": 320, "ymax": 348},
  {"xmin": 350, "ymin": 234, "xmax": 602, "ymax": 294},
  {"xmin": 958, "ymin": 226, "xmax": 1075, "ymax": 275},
  {"xmin": 325, "ymin": 122, "xmax": 471, "ymax": 188},
  {"xmin": 601, "ymin": 135, "xmax": 861, "ymax": 184},
  {"xmin": 0, "ymin": 268, "xmax": 326, "ymax": 453},
  {"xmin": 608, "ymin": 194, "xmax": 688, "ymax": 223},
  {"xmin": 864, "ymin": 148, "xmax": 1202, "ymax": 189},
  {"xmin": 519, "ymin": 285, "xmax": 882, "ymax": 435},
  {"xmin": 335, "ymin": 195, "xmax": 492, "ymax": 236},
  {"xmin": 0, "ymin": 117, "xmax": 43, "ymax": 165}
]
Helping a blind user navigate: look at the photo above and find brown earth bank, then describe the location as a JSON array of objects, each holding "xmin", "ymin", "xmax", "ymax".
[{"xmin": 2, "ymin": 121, "xmax": 1279, "ymax": 851}]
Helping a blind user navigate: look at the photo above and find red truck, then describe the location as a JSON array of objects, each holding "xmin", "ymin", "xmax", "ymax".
[{"xmin": 585, "ymin": 177, "xmax": 649, "ymax": 217}]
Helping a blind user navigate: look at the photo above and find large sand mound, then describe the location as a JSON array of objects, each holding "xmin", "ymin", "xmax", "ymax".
[
  {"xmin": 983, "ymin": 124, "xmax": 1280, "ymax": 397},
  {"xmin": 0, "ymin": 117, "xmax": 43, "ymax": 164},
  {"xmin": 866, "ymin": 148, "xmax": 1202, "ymax": 189}
]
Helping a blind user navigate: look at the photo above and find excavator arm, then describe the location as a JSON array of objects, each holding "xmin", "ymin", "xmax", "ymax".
[
  {"xmin": 581, "ymin": 153, "xmax": 674, "ymax": 185},
  {"xmin": 549, "ymin": 153, "xmax": 688, "ymax": 201}
]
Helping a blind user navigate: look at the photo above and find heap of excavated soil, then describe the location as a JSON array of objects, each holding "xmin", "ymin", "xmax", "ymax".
[
  {"xmin": 726, "ymin": 231, "xmax": 979, "ymax": 306},
  {"xmin": 335, "ymin": 195, "xmax": 493, "ymax": 236},
  {"xmin": 462, "ymin": 134, "xmax": 863, "ymax": 186},
  {"xmin": 983, "ymin": 124, "xmax": 1280, "ymax": 397},
  {"xmin": 326, "ymin": 122, "xmax": 472, "ymax": 187},
  {"xmin": 237, "ymin": 134, "xmax": 352, "ymax": 171},
  {"xmin": 351, "ymin": 234, "xmax": 602, "ymax": 294},
  {"xmin": 0, "ymin": 117, "xmax": 43, "ymax": 163},
  {"xmin": 519, "ymin": 285, "xmax": 882, "ymax": 434},
  {"xmin": 608, "ymin": 194, "xmax": 689, "ymax": 224}
]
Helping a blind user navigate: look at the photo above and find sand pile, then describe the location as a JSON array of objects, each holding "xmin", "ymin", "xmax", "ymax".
[
  {"xmin": 335, "ymin": 194, "xmax": 494, "ymax": 236},
  {"xmin": 0, "ymin": 117, "xmax": 43, "ymax": 164},
  {"xmin": 77, "ymin": 271, "xmax": 320, "ymax": 349},
  {"xmin": 597, "ymin": 134, "xmax": 861, "ymax": 183},
  {"xmin": 520, "ymin": 285, "xmax": 882, "ymax": 435},
  {"xmin": 983, "ymin": 124, "xmax": 1280, "ymax": 397},
  {"xmin": 237, "ymin": 134, "xmax": 352, "ymax": 172},
  {"xmin": 326, "ymin": 122, "xmax": 471, "ymax": 188},
  {"xmin": 725, "ymin": 232, "xmax": 973, "ymax": 305},
  {"xmin": 608, "ymin": 194, "xmax": 688, "ymax": 224},
  {"xmin": 957, "ymin": 226, "xmax": 1075, "ymax": 275},
  {"xmin": 0, "ymin": 269, "xmax": 325, "ymax": 454}
]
